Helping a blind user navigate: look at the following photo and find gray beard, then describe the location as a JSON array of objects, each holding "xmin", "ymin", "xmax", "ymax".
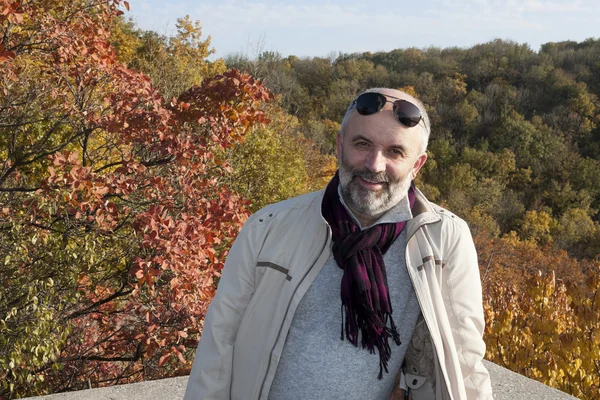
[{"xmin": 339, "ymin": 154, "xmax": 412, "ymax": 219}]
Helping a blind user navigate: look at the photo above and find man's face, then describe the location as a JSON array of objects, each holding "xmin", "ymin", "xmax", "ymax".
[{"xmin": 337, "ymin": 91, "xmax": 427, "ymax": 222}]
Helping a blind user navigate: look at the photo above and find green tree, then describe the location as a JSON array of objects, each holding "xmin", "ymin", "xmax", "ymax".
[
  {"xmin": 121, "ymin": 15, "xmax": 226, "ymax": 99},
  {"xmin": 227, "ymin": 104, "xmax": 335, "ymax": 211}
]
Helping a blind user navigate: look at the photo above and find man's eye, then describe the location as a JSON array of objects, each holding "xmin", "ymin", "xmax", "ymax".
[
  {"xmin": 356, "ymin": 142, "xmax": 369, "ymax": 148},
  {"xmin": 390, "ymin": 149, "xmax": 403, "ymax": 156}
]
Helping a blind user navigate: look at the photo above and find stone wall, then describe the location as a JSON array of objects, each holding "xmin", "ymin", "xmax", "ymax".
[{"xmin": 23, "ymin": 361, "xmax": 578, "ymax": 400}]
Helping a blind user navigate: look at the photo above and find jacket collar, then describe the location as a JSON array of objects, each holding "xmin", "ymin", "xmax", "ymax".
[{"xmin": 405, "ymin": 186, "xmax": 441, "ymax": 239}]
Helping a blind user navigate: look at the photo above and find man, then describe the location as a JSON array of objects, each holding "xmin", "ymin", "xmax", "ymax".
[{"xmin": 184, "ymin": 88, "xmax": 493, "ymax": 400}]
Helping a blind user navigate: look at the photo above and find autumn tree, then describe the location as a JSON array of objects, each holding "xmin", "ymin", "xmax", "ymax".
[
  {"xmin": 227, "ymin": 103, "xmax": 336, "ymax": 212},
  {"xmin": 483, "ymin": 267, "xmax": 600, "ymax": 399},
  {"xmin": 0, "ymin": 1, "xmax": 271, "ymax": 398},
  {"xmin": 476, "ymin": 231, "xmax": 599, "ymax": 398},
  {"xmin": 114, "ymin": 14, "xmax": 226, "ymax": 100}
]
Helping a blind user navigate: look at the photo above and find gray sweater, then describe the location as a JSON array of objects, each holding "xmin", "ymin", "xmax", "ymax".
[{"xmin": 268, "ymin": 192, "xmax": 421, "ymax": 399}]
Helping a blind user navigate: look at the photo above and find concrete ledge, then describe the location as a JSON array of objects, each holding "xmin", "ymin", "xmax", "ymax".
[{"xmin": 23, "ymin": 361, "xmax": 578, "ymax": 399}]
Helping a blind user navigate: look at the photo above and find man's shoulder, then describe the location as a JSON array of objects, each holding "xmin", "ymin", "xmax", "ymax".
[
  {"xmin": 428, "ymin": 202, "xmax": 467, "ymax": 226},
  {"xmin": 244, "ymin": 189, "xmax": 324, "ymax": 228},
  {"xmin": 414, "ymin": 192, "xmax": 471, "ymax": 237},
  {"xmin": 428, "ymin": 203, "xmax": 474, "ymax": 251},
  {"xmin": 411, "ymin": 198, "xmax": 475, "ymax": 259},
  {"xmin": 414, "ymin": 188, "xmax": 467, "ymax": 227}
]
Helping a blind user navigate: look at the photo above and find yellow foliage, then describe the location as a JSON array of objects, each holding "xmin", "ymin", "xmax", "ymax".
[
  {"xmin": 520, "ymin": 210, "xmax": 557, "ymax": 245},
  {"xmin": 398, "ymin": 85, "xmax": 419, "ymax": 98},
  {"xmin": 464, "ymin": 206, "xmax": 500, "ymax": 237},
  {"xmin": 120, "ymin": 15, "xmax": 226, "ymax": 99},
  {"xmin": 169, "ymin": 16, "xmax": 226, "ymax": 82},
  {"xmin": 555, "ymin": 208, "xmax": 597, "ymax": 249},
  {"xmin": 484, "ymin": 268, "xmax": 600, "ymax": 399},
  {"xmin": 227, "ymin": 104, "xmax": 335, "ymax": 211},
  {"xmin": 110, "ymin": 17, "xmax": 141, "ymax": 65}
]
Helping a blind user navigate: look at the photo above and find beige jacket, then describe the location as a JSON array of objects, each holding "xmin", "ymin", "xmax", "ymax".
[{"xmin": 184, "ymin": 187, "xmax": 493, "ymax": 400}]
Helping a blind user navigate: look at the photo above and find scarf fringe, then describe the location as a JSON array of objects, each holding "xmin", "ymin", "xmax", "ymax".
[{"xmin": 341, "ymin": 298, "xmax": 402, "ymax": 379}]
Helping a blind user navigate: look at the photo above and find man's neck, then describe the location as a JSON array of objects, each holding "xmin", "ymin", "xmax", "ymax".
[{"xmin": 349, "ymin": 208, "xmax": 381, "ymax": 228}]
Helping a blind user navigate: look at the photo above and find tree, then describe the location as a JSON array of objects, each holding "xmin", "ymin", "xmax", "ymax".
[
  {"xmin": 227, "ymin": 103, "xmax": 336, "ymax": 212},
  {"xmin": 0, "ymin": 1, "xmax": 272, "ymax": 397},
  {"xmin": 483, "ymin": 268, "xmax": 600, "ymax": 399},
  {"xmin": 118, "ymin": 15, "xmax": 226, "ymax": 100},
  {"xmin": 520, "ymin": 210, "xmax": 557, "ymax": 246},
  {"xmin": 225, "ymin": 51, "xmax": 312, "ymax": 118},
  {"xmin": 554, "ymin": 208, "xmax": 598, "ymax": 257}
]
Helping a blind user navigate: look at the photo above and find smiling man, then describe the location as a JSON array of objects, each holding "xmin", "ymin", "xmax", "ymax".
[{"xmin": 184, "ymin": 88, "xmax": 493, "ymax": 400}]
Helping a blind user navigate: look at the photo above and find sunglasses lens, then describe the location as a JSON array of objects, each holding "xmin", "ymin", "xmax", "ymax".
[
  {"xmin": 355, "ymin": 92, "xmax": 386, "ymax": 115},
  {"xmin": 353, "ymin": 92, "xmax": 423, "ymax": 128},
  {"xmin": 393, "ymin": 100, "xmax": 421, "ymax": 127}
]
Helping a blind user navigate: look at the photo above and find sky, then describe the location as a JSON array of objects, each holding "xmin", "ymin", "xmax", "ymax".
[{"xmin": 126, "ymin": 0, "xmax": 600, "ymax": 58}]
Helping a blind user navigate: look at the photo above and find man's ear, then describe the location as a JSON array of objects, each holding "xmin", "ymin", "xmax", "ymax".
[{"xmin": 411, "ymin": 153, "xmax": 428, "ymax": 180}]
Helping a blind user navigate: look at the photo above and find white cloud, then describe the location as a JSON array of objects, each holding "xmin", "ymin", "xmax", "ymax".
[{"xmin": 438, "ymin": 0, "xmax": 590, "ymax": 18}]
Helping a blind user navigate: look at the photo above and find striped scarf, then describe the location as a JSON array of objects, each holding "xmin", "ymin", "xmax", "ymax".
[{"xmin": 321, "ymin": 171, "xmax": 416, "ymax": 379}]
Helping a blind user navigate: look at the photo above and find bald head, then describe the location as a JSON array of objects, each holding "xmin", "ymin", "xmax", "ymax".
[{"xmin": 340, "ymin": 88, "xmax": 430, "ymax": 154}]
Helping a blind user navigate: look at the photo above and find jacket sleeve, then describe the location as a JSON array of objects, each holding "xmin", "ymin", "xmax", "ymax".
[
  {"xmin": 445, "ymin": 219, "xmax": 493, "ymax": 399},
  {"xmin": 184, "ymin": 218, "xmax": 259, "ymax": 400}
]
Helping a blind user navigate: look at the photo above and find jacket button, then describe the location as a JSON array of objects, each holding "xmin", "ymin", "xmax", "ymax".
[{"xmin": 412, "ymin": 379, "xmax": 418, "ymax": 385}]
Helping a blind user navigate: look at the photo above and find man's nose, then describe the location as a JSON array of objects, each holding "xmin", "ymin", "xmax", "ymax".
[{"xmin": 365, "ymin": 151, "xmax": 386, "ymax": 173}]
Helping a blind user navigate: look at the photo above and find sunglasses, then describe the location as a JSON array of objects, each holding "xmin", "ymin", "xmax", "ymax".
[{"xmin": 352, "ymin": 92, "xmax": 423, "ymax": 128}]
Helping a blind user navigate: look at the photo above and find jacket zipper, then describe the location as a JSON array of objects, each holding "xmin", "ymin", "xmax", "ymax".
[{"xmin": 256, "ymin": 227, "xmax": 331, "ymax": 399}]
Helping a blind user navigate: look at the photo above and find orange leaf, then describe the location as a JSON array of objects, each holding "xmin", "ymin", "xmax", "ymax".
[{"xmin": 158, "ymin": 353, "xmax": 170, "ymax": 367}]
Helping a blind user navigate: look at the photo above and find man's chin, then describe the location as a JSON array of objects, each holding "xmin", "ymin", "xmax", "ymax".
[
  {"xmin": 349, "ymin": 183, "xmax": 411, "ymax": 218},
  {"xmin": 349, "ymin": 193, "xmax": 389, "ymax": 217}
]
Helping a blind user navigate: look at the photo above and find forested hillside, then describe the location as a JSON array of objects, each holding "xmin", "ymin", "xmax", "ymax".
[
  {"xmin": 227, "ymin": 40, "xmax": 600, "ymax": 259},
  {"xmin": 1, "ymin": 2, "xmax": 599, "ymax": 399}
]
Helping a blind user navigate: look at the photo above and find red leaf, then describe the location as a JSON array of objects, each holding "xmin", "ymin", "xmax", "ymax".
[{"xmin": 158, "ymin": 353, "xmax": 170, "ymax": 367}]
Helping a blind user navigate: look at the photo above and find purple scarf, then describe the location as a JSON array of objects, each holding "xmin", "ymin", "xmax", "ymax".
[{"xmin": 321, "ymin": 171, "xmax": 416, "ymax": 379}]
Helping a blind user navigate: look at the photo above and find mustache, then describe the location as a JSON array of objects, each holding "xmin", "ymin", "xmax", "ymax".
[{"xmin": 351, "ymin": 169, "xmax": 390, "ymax": 184}]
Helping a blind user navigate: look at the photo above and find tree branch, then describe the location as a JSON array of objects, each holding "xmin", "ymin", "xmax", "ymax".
[
  {"xmin": 66, "ymin": 283, "xmax": 133, "ymax": 320},
  {"xmin": 0, "ymin": 186, "xmax": 40, "ymax": 192}
]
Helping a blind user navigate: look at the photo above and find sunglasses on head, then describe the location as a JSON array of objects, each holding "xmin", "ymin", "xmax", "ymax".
[{"xmin": 352, "ymin": 92, "xmax": 423, "ymax": 128}]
